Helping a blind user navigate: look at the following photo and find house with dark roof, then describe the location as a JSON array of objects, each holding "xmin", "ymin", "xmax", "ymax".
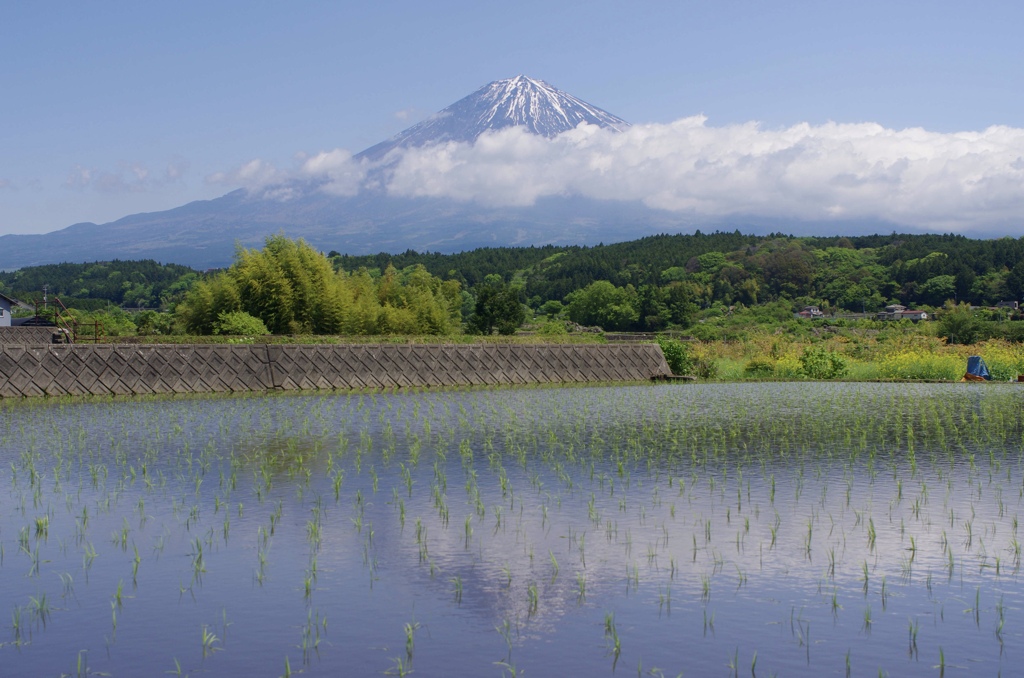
[{"xmin": 0, "ymin": 292, "xmax": 24, "ymax": 327}]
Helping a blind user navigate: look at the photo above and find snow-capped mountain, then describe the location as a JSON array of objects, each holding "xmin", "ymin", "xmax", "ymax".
[
  {"xmin": 0, "ymin": 77, "xmax": 684, "ymax": 269},
  {"xmin": 357, "ymin": 76, "xmax": 630, "ymax": 161}
]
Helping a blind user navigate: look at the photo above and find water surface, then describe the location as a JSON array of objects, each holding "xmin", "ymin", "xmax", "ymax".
[{"xmin": 0, "ymin": 382, "xmax": 1021, "ymax": 676}]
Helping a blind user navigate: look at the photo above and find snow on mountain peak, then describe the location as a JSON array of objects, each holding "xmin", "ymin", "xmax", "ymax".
[{"xmin": 357, "ymin": 76, "xmax": 630, "ymax": 161}]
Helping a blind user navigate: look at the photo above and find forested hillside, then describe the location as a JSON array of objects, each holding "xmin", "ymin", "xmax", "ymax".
[
  {"xmin": 335, "ymin": 231, "xmax": 1024, "ymax": 331},
  {"xmin": 0, "ymin": 260, "xmax": 196, "ymax": 309},
  {"xmin": 6, "ymin": 231, "xmax": 1024, "ymax": 335}
]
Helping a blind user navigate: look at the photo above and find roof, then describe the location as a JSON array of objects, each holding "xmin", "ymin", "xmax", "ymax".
[{"xmin": 0, "ymin": 292, "xmax": 24, "ymax": 307}]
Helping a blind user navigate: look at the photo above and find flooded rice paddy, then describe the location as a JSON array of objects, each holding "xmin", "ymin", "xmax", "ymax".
[{"xmin": 1, "ymin": 382, "xmax": 1023, "ymax": 676}]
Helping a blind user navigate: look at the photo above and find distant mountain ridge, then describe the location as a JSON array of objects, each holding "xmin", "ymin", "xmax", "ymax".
[{"xmin": 0, "ymin": 76, "xmax": 879, "ymax": 270}]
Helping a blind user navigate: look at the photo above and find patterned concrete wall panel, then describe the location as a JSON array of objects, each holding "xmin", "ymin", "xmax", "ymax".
[
  {"xmin": 0, "ymin": 327, "xmax": 59, "ymax": 344},
  {"xmin": 0, "ymin": 342, "xmax": 670, "ymax": 397}
]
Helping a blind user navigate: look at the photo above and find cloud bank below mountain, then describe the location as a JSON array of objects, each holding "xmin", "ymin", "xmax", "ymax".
[
  {"xmin": 227, "ymin": 116, "xmax": 1024, "ymax": 235},
  {"xmin": 384, "ymin": 117, "xmax": 1024, "ymax": 233}
]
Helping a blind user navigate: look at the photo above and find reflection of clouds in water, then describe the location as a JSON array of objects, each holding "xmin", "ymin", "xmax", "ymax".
[
  {"xmin": 1, "ymin": 382, "xmax": 1020, "ymax": 676},
  {"xmin": 335, "ymin": 383, "xmax": 1023, "ymax": 624}
]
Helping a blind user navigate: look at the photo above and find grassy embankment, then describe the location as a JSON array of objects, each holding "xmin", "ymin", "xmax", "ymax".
[
  {"xmin": 689, "ymin": 332, "xmax": 1024, "ymax": 382},
  {"xmin": 88, "ymin": 324, "xmax": 1024, "ymax": 383}
]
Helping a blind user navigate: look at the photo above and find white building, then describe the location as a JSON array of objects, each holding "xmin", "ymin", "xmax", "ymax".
[{"xmin": 0, "ymin": 292, "xmax": 20, "ymax": 327}]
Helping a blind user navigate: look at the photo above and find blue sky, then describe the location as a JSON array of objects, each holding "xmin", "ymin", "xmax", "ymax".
[{"xmin": 3, "ymin": 1, "xmax": 1024, "ymax": 235}]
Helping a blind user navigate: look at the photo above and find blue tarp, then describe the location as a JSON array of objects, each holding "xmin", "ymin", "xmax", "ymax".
[{"xmin": 966, "ymin": 355, "xmax": 991, "ymax": 380}]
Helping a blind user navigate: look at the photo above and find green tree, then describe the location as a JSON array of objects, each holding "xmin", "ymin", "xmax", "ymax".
[
  {"xmin": 468, "ymin": 277, "xmax": 525, "ymax": 335},
  {"xmin": 178, "ymin": 236, "xmax": 460, "ymax": 336},
  {"xmin": 656, "ymin": 337, "xmax": 694, "ymax": 375},
  {"xmin": 539, "ymin": 300, "xmax": 564, "ymax": 318},
  {"xmin": 1006, "ymin": 260, "xmax": 1024, "ymax": 301},
  {"xmin": 564, "ymin": 281, "xmax": 640, "ymax": 331},
  {"xmin": 233, "ymin": 244, "xmax": 295, "ymax": 333},
  {"xmin": 937, "ymin": 302, "xmax": 983, "ymax": 345},
  {"xmin": 177, "ymin": 274, "xmax": 241, "ymax": 335},
  {"xmin": 917, "ymin": 275, "xmax": 957, "ymax": 307}
]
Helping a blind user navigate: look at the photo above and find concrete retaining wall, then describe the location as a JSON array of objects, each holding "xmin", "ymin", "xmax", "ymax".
[
  {"xmin": 0, "ymin": 327, "xmax": 59, "ymax": 344},
  {"xmin": 0, "ymin": 343, "xmax": 671, "ymax": 397}
]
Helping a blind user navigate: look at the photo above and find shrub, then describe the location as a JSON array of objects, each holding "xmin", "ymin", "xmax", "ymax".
[
  {"xmin": 937, "ymin": 302, "xmax": 983, "ymax": 345},
  {"xmin": 774, "ymin": 355, "xmax": 805, "ymax": 379},
  {"xmin": 536, "ymin": 319, "xmax": 569, "ymax": 336},
  {"xmin": 694, "ymin": 358, "xmax": 719, "ymax": 380},
  {"xmin": 657, "ymin": 337, "xmax": 694, "ymax": 375},
  {"xmin": 799, "ymin": 346, "xmax": 848, "ymax": 380},
  {"xmin": 213, "ymin": 311, "xmax": 269, "ymax": 336},
  {"xmin": 877, "ymin": 351, "xmax": 961, "ymax": 381},
  {"xmin": 688, "ymin": 323, "xmax": 722, "ymax": 342},
  {"xmin": 744, "ymin": 356, "xmax": 776, "ymax": 377}
]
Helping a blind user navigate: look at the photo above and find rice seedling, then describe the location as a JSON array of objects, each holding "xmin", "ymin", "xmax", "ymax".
[
  {"xmin": 403, "ymin": 620, "xmax": 420, "ymax": 664},
  {"xmin": 604, "ymin": 612, "xmax": 622, "ymax": 669},
  {"xmin": 934, "ymin": 647, "xmax": 945, "ymax": 676},
  {"xmin": 386, "ymin": 657, "xmax": 412, "ymax": 677},
  {"xmin": 27, "ymin": 592, "xmax": 50, "ymax": 627},
  {"xmin": 451, "ymin": 575, "xmax": 463, "ymax": 603},
  {"xmin": 59, "ymin": 571, "xmax": 74, "ymax": 599},
  {"xmin": 201, "ymin": 625, "xmax": 221, "ymax": 658}
]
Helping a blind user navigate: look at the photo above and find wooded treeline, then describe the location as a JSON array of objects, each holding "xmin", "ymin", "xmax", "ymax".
[
  {"xmin": 5, "ymin": 231, "xmax": 1024, "ymax": 335},
  {"xmin": 337, "ymin": 231, "xmax": 1024, "ymax": 331},
  {"xmin": 0, "ymin": 260, "xmax": 196, "ymax": 309}
]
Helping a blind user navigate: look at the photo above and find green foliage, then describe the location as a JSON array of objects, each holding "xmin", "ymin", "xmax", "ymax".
[
  {"xmin": 878, "ymin": 351, "xmax": 961, "ymax": 381},
  {"xmin": 565, "ymin": 281, "xmax": 639, "ymax": 331},
  {"xmin": 324, "ymin": 232, "xmax": 1024, "ymax": 318},
  {"xmin": 937, "ymin": 302, "xmax": 984, "ymax": 345},
  {"xmin": 133, "ymin": 310, "xmax": 179, "ymax": 336},
  {"xmin": 63, "ymin": 307, "xmax": 138, "ymax": 337},
  {"xmin": 744, "ymin": 356, "xmax": 776, "ymax": 377},
  {"xmin": 468, "ymin": 277, "xmax": 525, "ymax": 335},
  {"xmin": 917, "ymin": 275, "xmax": 957, "ymax": 307},
  {"xmin": 695, "ymin": 251, "xmax": 727, "ymax": 273},
  {"xmin": 213, "ymin": 311, "xmax": 269, "ymax": 336},
  {"xmin": 693, "ymin": 357, "xmax": 719, "ymax": 380},
  {"xmin": 11, "ymin": 231, "xmax": 1024, "ymax": 345},
  {"xmin": 799, "ymin": 346, "xmax": 848, "ymax": 380},
  {"xmin": 178, "ymin": 236, "xmax": 461, "ymax": 336},
  {"xmin": 536, "ymin": 319, "xmax": 569, "ymax": 336},
  {"xmin": 657, "ymin": 337, "xmax": 694, "ymax": 376},
  {"xmin": 0, "ymin": 260, "xmax": 195, "ymax": 308},
  {"xmin": 11, "ymin": 231, "xmax": 1024, "ymax": 334},
  {"xmin": 538, "ymin": 300, "xmax": 564, "ymax": 318}
]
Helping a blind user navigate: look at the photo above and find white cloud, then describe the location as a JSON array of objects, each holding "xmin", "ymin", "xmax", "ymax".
[
  {"xmin": 203, "ymin": 117, "xmax": 1024, "ymax": 233},
  {"xmin": 63, "ymin": 159, "xmax": 190, "ymax": 194},
  {"xmin": 380, "ymin": 118, "xmax": 1024, "ymax": 232},
  {"xmin": 208, "ymin": 151, "xmax": 367, "ymax": 199},
  {"xmin": 205, "ymin": 158, "xmax": 285, "ymax": 190},
  {"xmin": 64, "ymin": 164, "xmax": 148, "ymax": 194},
  {"xmin": 300, "ymin": 149, "xmax": 365, "ymax": 196},
  {"xmin": 163, "ymin": 158, "xmax": 189, "ymax": 183}
]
